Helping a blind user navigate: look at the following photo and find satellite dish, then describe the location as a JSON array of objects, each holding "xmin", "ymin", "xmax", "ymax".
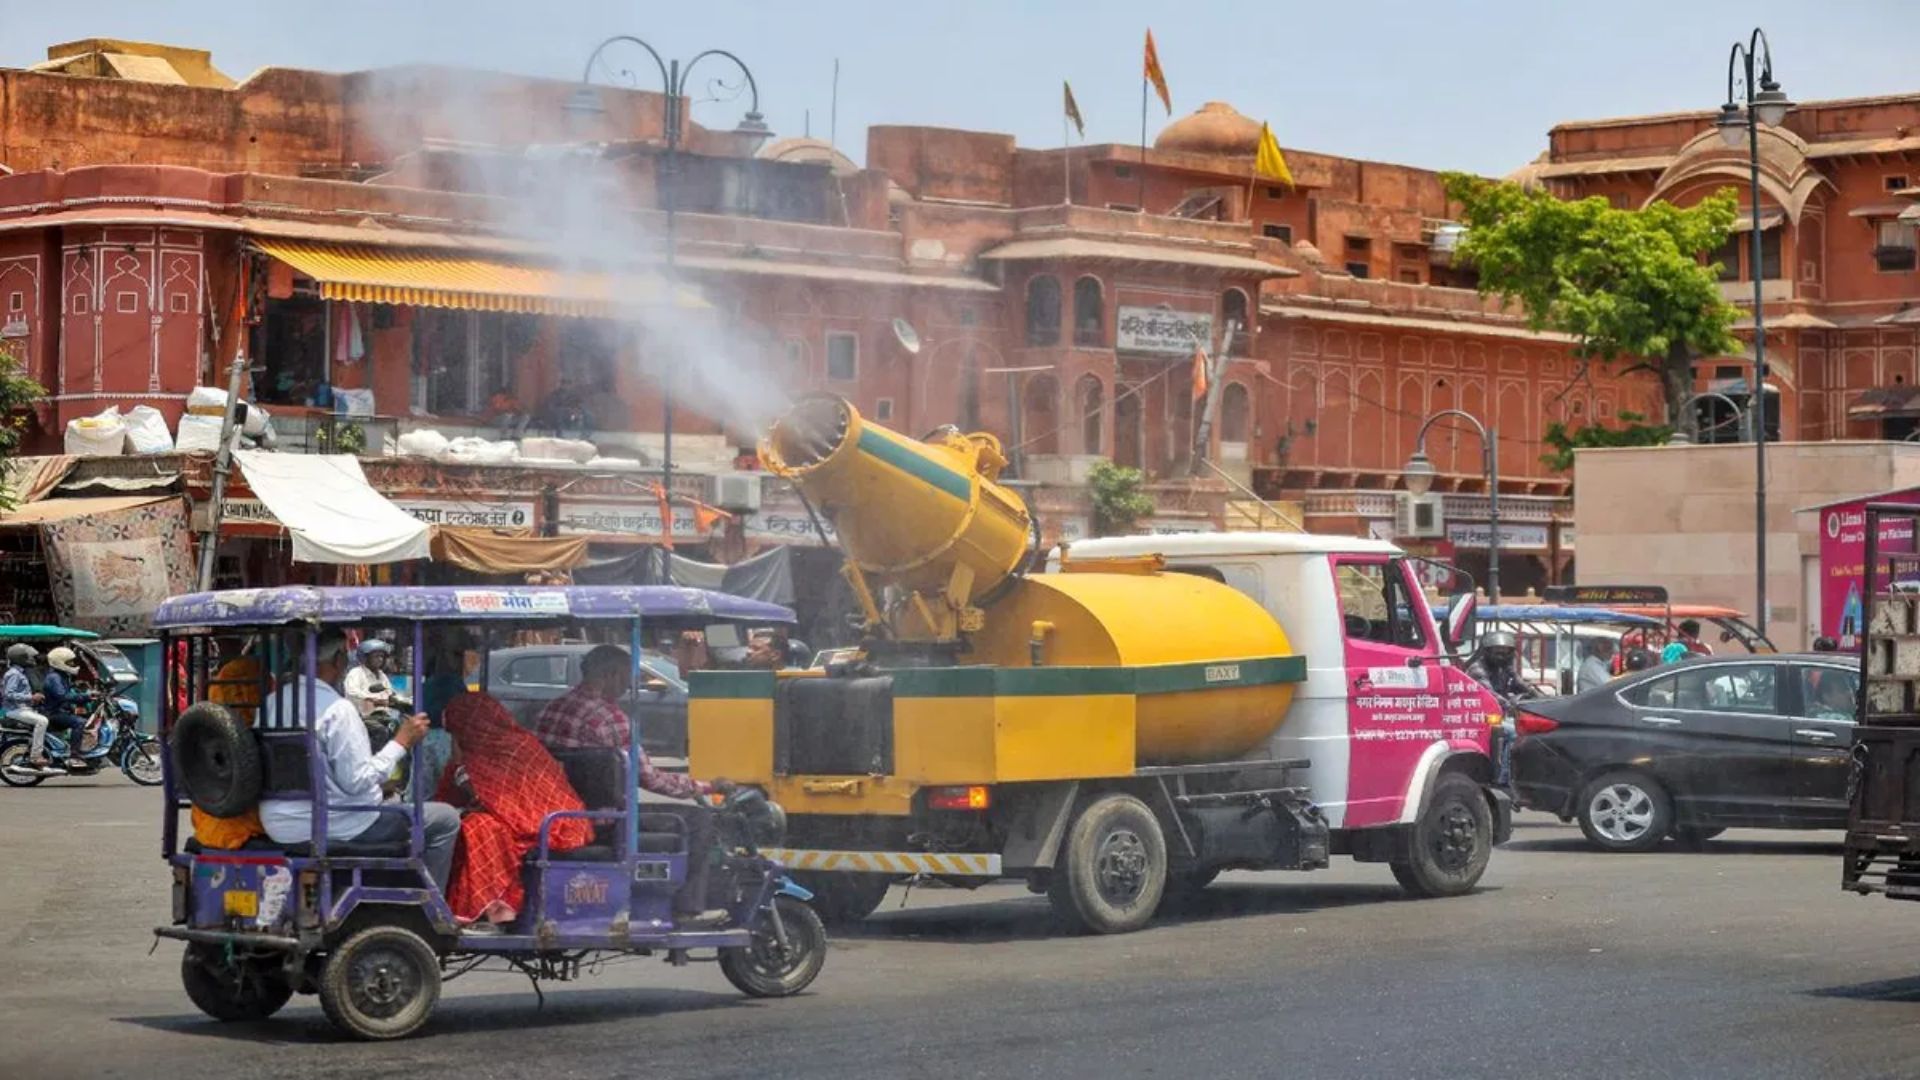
[{"xmin": 892, "ymin": 318, "xmax": 923, "ymax": 355}]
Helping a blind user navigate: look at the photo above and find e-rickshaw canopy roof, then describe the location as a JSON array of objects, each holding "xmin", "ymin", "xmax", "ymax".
[
  {"xmin": 0, "ymin": 624, "xmax": 101, "ymax": 641},
  {"xmin": 1476, "ymin": 604, "xmax": 1663, "ymax": 628},
  {"xmin": 152, "ymin": 585, "xmax": 795, "ymax": 631}
]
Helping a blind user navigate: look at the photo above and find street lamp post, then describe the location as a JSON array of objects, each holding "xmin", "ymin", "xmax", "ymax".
[
  {"xmin": 569, "ymin": 37, "xmax": 769, "ymax": 504},
  {"xmin": 1716, "ymin": 28, "xmax": 1793, "ymax": 637},
  {"xmin": 1403, "ymin": 410, "xmax": 1499, "ymax": 602}
]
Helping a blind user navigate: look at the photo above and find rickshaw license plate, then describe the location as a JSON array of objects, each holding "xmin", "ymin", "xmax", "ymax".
[{"xmin": 223, "ymin": 890, "xmax": 259, "ymax": 918}]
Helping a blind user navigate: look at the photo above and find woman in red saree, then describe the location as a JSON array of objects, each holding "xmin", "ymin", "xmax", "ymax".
[{"xmin": 435, "ymin": 693, "xmax": 594, "ymax": 926}]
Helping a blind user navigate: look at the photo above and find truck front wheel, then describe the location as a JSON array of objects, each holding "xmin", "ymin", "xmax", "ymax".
[
  {"xmin": 1049, "ymin": 793, "xmax": 1167, "ymax": 934},
  {"xmin": 1391, "ymin": 773, "xmax": 1493, "ymax": 898}
]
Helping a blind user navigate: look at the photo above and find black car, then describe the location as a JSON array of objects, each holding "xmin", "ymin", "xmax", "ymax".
[
  {"xmin": 487, "ymin": 645, "xmax": 689, "ymax": 758},
  {"xmin": 1509, "ymin": 653, "xmax": 1858, "ymax": 852}
]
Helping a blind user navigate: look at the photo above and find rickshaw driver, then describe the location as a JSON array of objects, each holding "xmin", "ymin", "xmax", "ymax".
[
  {"xmin": 533, "ymin": 644, "xmax": 731, "ymax": 926},
  {"xmin": 260, "ymin": 632, "xmax": 461, "ymax": 890}
]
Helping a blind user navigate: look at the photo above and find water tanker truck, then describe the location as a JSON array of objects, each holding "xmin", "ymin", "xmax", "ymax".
[{"xmin": 689, "ymin": 395, "xmax": 1511, "ymax": 933}]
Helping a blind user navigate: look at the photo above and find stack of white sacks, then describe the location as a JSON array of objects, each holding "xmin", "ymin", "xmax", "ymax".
[
  {"xmin": 64, "ymin": 387, "xmax": 277, "ymax": 457},
  {"xmin": 393, "ymin": 429, "xmax": 640, "ymax": 470}
]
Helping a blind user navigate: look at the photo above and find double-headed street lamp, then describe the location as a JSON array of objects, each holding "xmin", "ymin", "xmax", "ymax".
[
  {"xmin": 568, "ymin": 37, "xmax": 769, "ymax": 501},
  {"xmin": 1667, "ymin": 390, "xmax": 1751, "ymax": 445},
  {"xmin": 1715, "ymin": 28, "xmax": 1793, "ymax": 636},
  {"xmin": 1404, "ymin": 410, "xmax": 1500, "ymax": 602}
]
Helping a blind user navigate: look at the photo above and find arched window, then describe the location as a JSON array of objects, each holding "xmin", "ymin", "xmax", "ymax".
[
  {"xmin": 1220, "ymin": 382, "xmax": 1251, "ymax": 461},
  {"xmin": 1023, "ymin": 374, "xmax": 1060, "ymax": 455},
  {"xmin": 1026, "ymin": 275, "xmax": 1061, "ymax": 346},
  {"xmin": 1221, "ymin": 288, "xmax": 1250, "ymax": 337},
  {"xmin": 1077, "ymin": 374, "xmax": 1104, "ymax": 455},
  {"xmin": 1073, "ymin": 276, "xmax": 1105, "ymax": 347}
]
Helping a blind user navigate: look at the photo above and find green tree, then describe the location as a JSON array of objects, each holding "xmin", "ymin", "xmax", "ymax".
[
  {"xmin": 1442, "ymin": 174, "xmax": 1740, "ymax": 429},
  {"xmin": 1539, "ymin": 410, "xmax": 1674, "ymax": 472},
  {"xmin": 0, "ymin": 342, "xmax": 46, "ymax": 511},
  {"xmin": 1087, "ymin": 460, "xmax": 1154, "ymax": 537}
]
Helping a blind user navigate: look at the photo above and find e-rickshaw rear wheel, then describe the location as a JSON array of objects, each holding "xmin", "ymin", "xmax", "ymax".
[
  {"xmin": 180, "ymin": 942, "xmax": 294, "ymax": 1022},
  {"xmin": 720, "ymin": 895, "xmax": 827, "ymax": 998},
  {"xmin": 318, "ymin": 924, "xmax": 442, "ymax": 1040}
]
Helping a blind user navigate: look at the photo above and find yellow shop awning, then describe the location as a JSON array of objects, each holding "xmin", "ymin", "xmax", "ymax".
[{"xmin": 250, "ymin": 240, "xmax": 709, "ymax": 317}]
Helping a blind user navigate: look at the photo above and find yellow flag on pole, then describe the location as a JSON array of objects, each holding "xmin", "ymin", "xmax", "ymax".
[
  {"xmin": 1255, "ymin": 122, "xmax": 1294, "ymax": 187},
  {"xmin": 1064, "ymin": 81, "xmax": 1085, "ymax": 137},
  {"xmin": 1143, "ymin": 30, "xmax": 1171, "ymax": 115}
]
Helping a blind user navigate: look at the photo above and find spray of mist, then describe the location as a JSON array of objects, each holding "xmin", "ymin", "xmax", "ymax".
[{"xmin": 362, "ymin": 67, "xmax": 793, "ymax": 452}]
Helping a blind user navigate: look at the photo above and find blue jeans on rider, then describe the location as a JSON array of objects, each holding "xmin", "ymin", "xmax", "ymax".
[
  {"xmin": 348, "ymin": 801, "xmax": 461, "ymax": 892},
  {"xmin": 45, "ymin": 711, "xmax": 86, "ymax": 758}
]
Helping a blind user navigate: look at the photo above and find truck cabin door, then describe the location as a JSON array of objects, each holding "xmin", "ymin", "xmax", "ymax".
[{"xmin": 1332, "ymin": 555, "xmax": 1488, "ymax": 828}]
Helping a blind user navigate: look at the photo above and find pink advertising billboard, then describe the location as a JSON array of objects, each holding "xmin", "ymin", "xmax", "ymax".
[{"xmin": 1816, "ymin": 487, "xmax": 1920, "ymax": 648}]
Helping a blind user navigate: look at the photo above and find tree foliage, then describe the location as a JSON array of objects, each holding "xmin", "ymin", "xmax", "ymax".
[
  {"xmin": 1087, "ymin": 460, "xmax": 1154, "ymax": 537},
  {"xmin": 1539, "ymin": 409, "xmax": 1674, "ymax": 473},
  {"xmin": 1441, "ymin": 174, "xmax": 1741, "ymax": 428},
  {"xmin": 0, "ymin": 343, "xmax": 47, "ymax": 511}
]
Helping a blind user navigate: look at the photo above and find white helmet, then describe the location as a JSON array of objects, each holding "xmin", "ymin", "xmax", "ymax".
[{"xmin": 45, "ymin": 646, "xmax": 80, "ymax": 674}]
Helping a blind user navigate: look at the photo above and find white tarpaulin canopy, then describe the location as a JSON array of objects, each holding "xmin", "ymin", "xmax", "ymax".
[{"xmin": 234, "ymin": 451, "xmax": 431, "ymax": 564}]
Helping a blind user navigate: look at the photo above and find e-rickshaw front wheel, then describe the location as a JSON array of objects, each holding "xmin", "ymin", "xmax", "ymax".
[
  {"xmin": 720, "ymin": 895, "xmax": 827, "ymax": 998},
  {"xmin": 180, "ymin": 942, "xmax": 294, "ymax": 1022},
  {"xmin": 318, "ymin": 924, "xmax": 442, "ymax": 1040}
]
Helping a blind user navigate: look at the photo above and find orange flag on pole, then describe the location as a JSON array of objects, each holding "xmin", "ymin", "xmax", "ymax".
[
  {"xmin": 1143, "ymin": 30, "xmax": 1171, "ymax": 115},
  {"xmin": 1190, "ymin": 344, "xmax": 1209, "ymax": 402}
]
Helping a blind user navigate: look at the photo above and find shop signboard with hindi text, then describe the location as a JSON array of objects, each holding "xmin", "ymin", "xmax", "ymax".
[
  {"xmin": 1116, "ymin": 306, "xmax": 1214, "ymax": 356},
  {"xmin": 1445, "ymin": 522, "xmax": 1549, "ymax": 552},
  {"xmin": 555, "ymin": 500, "xmax": 705, "ymax": 541},
  {"xmin": 215, "ymin": 495, "xmax": 536, "ymax": 532}
]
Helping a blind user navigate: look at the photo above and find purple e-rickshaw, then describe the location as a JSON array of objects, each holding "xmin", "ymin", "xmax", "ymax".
[{"xmin": 153, "ymin": 585, "xmax": 826, "ymax": 1040}]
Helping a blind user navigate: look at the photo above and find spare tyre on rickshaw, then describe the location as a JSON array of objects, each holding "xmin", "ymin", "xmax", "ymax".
[{"xmin": 154, "ymin": 584, "xmax": 825, "ymax": 1040}]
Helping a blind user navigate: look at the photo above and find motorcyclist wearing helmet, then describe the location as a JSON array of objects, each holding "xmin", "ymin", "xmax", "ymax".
[
  {"xmin": 41, "ymin": 647, "xmax": 93, "ymax": 767},
  {"xmin": 3, "ymin": 643, "xmax": 56, "ymax": 770},
  {"xmin": 1467, "ymin": 631, "xmax": 1539, "ymax": 702},
  {"xmin": 343, "ymin": 638, "xmax": 397, "ymax": 719}
]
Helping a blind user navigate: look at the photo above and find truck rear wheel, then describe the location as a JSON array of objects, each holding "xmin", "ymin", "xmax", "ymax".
[
  {"xmin": 1049, "ymin": 793, "xmax": 1167, "ymax": 934},
  {"xmin": 1391, "ymin": 773, "xmax": 1493, "ymax": 898},
  {"xmin": 795, "ymin": 872, "xmax": 891, "ymax": 925}
]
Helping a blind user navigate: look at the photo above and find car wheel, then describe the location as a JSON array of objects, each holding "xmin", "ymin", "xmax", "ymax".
[
  {"xmin": 1576, "ymin": 770, "xmax": 1672, "ymax": 853},
  {"xmin": 1671, "ymin": 826, "xmax": 1725, "ymax": 849}
]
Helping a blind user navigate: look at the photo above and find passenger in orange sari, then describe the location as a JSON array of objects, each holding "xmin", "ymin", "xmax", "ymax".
[{"xmin": 435, "ymin": 693, "xmax": 594, "ymax": 928}]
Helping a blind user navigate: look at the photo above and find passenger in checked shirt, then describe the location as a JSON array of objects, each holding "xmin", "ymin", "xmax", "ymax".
[{"xmin": 532, "ymin": 644, "xmax": 730, "ymax": 925}]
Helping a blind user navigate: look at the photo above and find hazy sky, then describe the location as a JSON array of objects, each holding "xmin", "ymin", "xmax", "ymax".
[{"xmin": 1, "ymin": 1, "xmax": 1911, "ymax": 175}]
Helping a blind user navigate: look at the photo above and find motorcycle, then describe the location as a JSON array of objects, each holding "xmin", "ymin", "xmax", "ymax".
[{"xmin": 0, "ymin": 690, "xmax": 161, "ymax": 787}]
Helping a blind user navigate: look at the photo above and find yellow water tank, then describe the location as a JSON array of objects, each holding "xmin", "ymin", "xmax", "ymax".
[
  {"xmin": 761, "ymin": 395, "xmax": 1032, "ymax": 610},
  {"xmin": 966, "ymin": 571, "xmax": 1299, "ymax": 765}
]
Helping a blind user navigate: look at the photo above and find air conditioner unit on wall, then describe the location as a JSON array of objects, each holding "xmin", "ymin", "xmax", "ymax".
[
  {"xmin": 709, "ymin": 472, "xmax": 763, "ymax": 514},
  {"xmin": 1395, "ymin": 492, "xmax": 1446, "ymax": 539}
]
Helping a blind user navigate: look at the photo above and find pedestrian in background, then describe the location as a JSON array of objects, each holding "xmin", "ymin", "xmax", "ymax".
[{"xmin": 1662, "ymin": 619, "xmax": 1708, "ymax": 665}]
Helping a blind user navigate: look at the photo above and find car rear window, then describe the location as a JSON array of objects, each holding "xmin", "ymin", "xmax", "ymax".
[{"xmin": 504, "ymin": 654, "xmax": 569, "ymax": 687}]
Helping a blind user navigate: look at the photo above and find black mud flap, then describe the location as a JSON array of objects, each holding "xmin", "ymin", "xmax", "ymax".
[{"xmin": 1486, "ymin": 786, "xmax": 1514, "ymax": 846}]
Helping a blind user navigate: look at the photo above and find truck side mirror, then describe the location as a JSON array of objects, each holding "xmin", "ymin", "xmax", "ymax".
[{"xmin": 1443, "ymin": 592, "xmax": 1477, "ymax": 651}]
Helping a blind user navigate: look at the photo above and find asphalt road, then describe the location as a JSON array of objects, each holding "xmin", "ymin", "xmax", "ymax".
[{"xmin": 9, "ymin": 777, "xmax": 1920, "ymax": 1079}]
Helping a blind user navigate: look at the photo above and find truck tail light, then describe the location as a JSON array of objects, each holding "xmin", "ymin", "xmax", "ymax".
[
  {"xmin": 1515, "ymin": 711, "xmax": 1560, "ymax": 736},
  {"xmin": 927, "ymin": 785, "xmax": 991, "ymax": 811}
]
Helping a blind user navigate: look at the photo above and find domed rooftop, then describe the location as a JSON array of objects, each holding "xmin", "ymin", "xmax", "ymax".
[
  {"xmin": 755, "ymin": 136, "xmax": 859, "ymax": 177},
  {"xmin": 1155, "ymin": 101, "xmax": 1261, "ymax": 156}
]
